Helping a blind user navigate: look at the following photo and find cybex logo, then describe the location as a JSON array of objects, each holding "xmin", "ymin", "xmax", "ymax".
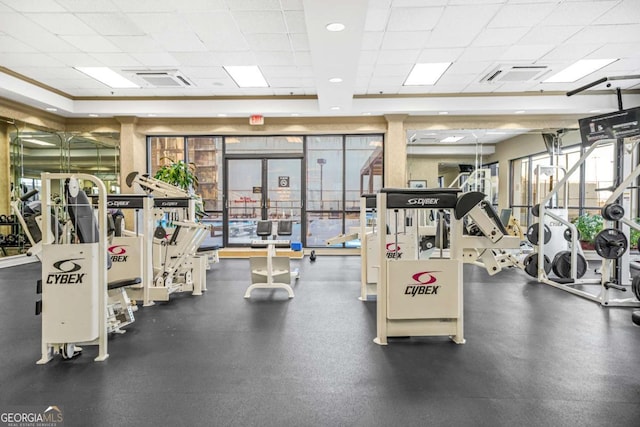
[
  {"xmin": 385, "ymin": 242, "xmax": 402, "ymax": 259},
  {"xmin": 107, "ymin": 200, "xmax": 130, "ymax": 207},
  {"xmin": 47, "ymin": 258, "xmax": 85, "ymax": 284},
  {"xmin": 407, "ymin": 198, "xmax": 440, "ymax": 206},
  {"xmin": 404, "ymin": 271, "xmax": 441, "ymax": 297},
  {"xmin": 108, "ymin": 245, "xmax": 128, "ymax": 262}
]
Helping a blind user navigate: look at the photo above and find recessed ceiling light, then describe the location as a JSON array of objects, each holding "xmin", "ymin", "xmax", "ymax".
[
  {"xmin": 438, "ymin": 111, "xmax": 448, "ymax": 115},
  {"xmin": 223, "ymin": 65, "xmax": 269, "ymax": 88},
  {"xmin": 75, "ymin": 67, "xmax": 139, "ymax": 89},
  {"xmin": 291, "ymin": 113, "xmax": 300, "ymax": 117},
  {"xmin": 23, "ymin": 138, "xmax": 56, "ymax": 147},
  {"xmin": 362, "ymin": 112, "xmax": 372, "ymax": 115},
  {"xmin": 45, "ymin": 107, "xmax": 57, "ymax": 112},
  {"xmin": 89, "ymin": 114, "xmax": 99, "ymax": 117},
  {"xmin": 147, "ymin": 113, "xmax": 156, "ymax": 117},
  {"xmin": 404, "ymin": 63, "xmax": 451, "ymax": 86},
  {"xmin": 330, "ymin": 106, "xmax": 341, "ymax": 110},
  {"xmin": 514, "ymin": 110, "xmax": 525, "ymax": 114},
  {"xmin": 326, "ymin": 22, "xmax": 345, "ymax": 32},
  {"xmin": 329, "ymin": 77, "xmax": 343, "ymax": 83},
  {"xmin": 217, "ymin": 113, "xmax": 227, "ymax": 117},
  {"xmin": 441, "ymin": 136, "xmax": 464, "ymax": 143},
  {"xmin": 543, "ymin": 59, "xmax": 618, "ymax": 83},
  {"xmin": 589, "ymin": 109, "xmax": 601, "ymax": 113}
]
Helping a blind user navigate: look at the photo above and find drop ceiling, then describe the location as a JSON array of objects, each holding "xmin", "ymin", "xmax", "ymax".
[{"xmin": 0, "ymin": 0, "xmax": 639, "ymax": 119}]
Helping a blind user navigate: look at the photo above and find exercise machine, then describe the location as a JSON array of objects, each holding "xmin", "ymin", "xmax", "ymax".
[
  {"xmin": 37, "ymin": 173, "xmax": 140, "ymax": 363},
  {"xmin": 374, "ymin": 188, "xmax": 519, "ymax": 345},
  {"xmin": 245, "ymin": 220, "xmax": 299, "ymax": 298}
]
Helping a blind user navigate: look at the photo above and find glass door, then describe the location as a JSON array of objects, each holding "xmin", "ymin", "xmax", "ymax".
[{"xmin": 225, "ymin": 157, "xmax": 302, "ymax": 246}]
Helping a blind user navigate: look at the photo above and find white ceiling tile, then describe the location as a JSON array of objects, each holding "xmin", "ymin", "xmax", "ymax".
[
  {"xmin": 215, "ymin": 51, "xmax": 257, "ymax": 65},
  {"xmin": 56, "ymin": 0, "xmax": 120, "ymax": 12},
  {"xmin": 589, "ymin": 43, "xmax": 640, "ymax": 60},
  {"xmin": 201, "ymin": 31, "xmax": 250, "ymax": 52},
  {"xmin": 90, "ymin": 53, "xmax": 143, "ymax": 67},
  {"xmin": 375, "ymin": 49, "xmax": 420, "ymax": 65},
  {"xmin": 568, "ymin": 24, "xmax": 640, "ymax": 44},
  {"xmin": 428, "ymin": 4, "xmax": 503, "ymax": 47},
  {"xmin": 152, "ymin": 31, "xmax": 208, "ymax": 52},
  {"xmin": 254, "ymin": 51, "xmax": 296, "ymax": 66},
  {"xmin": 362, "ymin": 32, "xmax": 384, "ymax": 50},
  {"xmin": 381, "ymin": 31, "xmax": 429, "ymax": 50},
  {"xmin": 0, "ymin": 35, "xmax": 37, "ymax": 52},
  {"xmin": 387, "ymin": 7, "xmax": 444, "ymax": 32},
  {"xmin": 448, "ymin": 61, "xmax": 494, "ymax": 75},
  {"xmin": 540, "ymin": 43, "xmax": 600, "ymax": 61},
  {"xmin": 76, "ymin": 13, "xmax": 144, "ymax": 36},
  {"xmin": 48, "ymin": 52, "xmax": 103, "ymax": 66},
  {"xmin": 262, "ymin": 66, "xmax": 312, "ymax": 78},
  {"xmin": 369, "ymin": 76, "xmax": 403, "ymax": 87},
  {"xmin": 25, "ymin": 13, "xmax": 96, "ymax": 35},
  {"xmin": 472, "ymin": 27, "xmax": 530, "ymax": 47},
  {"xmin": 499, "ymin": 44, "xmax": 554, "ymax": 61},
  {"xmin": 130, "ymin": 52, "xmax": 180, "ymax": 67},
  {"xmin": 492, "ymin": 81, "xmax": 541, "ymax": 92},
  {"xmin": 179, "ymin": 67, "xmax": 228, "ymax": 79},
  {"xmin": 358, "ymin": 51, "xmax": 379, "ymax": 66},
  {"xmin": 1, "ymin": 0, "xmax": 65, "ymax": 12},
  {"xmin": 0, "ymin": 53, "xmax": 65, "ymax": 67},
  {"xmin": 364, "ymin": 8, "xmax": 389, "ymax": 32},
  {"xmin": 372, "ymin": 63, "xmax": 413, "ymax": 77},
  {"xmin": 294, "ymin": 51, "xmax": 311, "ymax": 66},
  {"xmin": 284, "ymin": 10, "xmax": 306, "ymax": 33},
  {"xmin": 368, "ymin": 0, "xmax": 392, "ymax": 8},
  {"xmin": 127, "ymin": 13, "xmax": 189, "ymax": 34},
  {"xmin": 60, "ymin": 35, "xmax": 121, "ymax": 52},
  {"xmin": 11, "ymin": 66, "xmax": 81, "ymax": 80},
  {"xmin": 0, "ymin": 3, "xmax": 10, "ymax": 12},
  {"xmin": 112, "ymin": 0, "xmax": 225, "ymax": 12},
  {"xmin": 289, "ymin": 33, "xmax": 309, "ymax": 51},
  {"xmin": 543, "ymin": 1, "xmax": 619, "ymax": 26},
  {"xmin": 595, "ymin": 0, "xmax": 640, "ymax": 25},
  {"xmin": 234, "ymin": 11, "xmax": 287, "ymax": 33},
  {"xmin": 458, "ymin": 46, "xmax": 505, "ymax": 62},
  {"xmin": 182, "ymin": 11, "xmax": 240, "ymax": 36},
  {"xmin": 281, "ymin": 0, "xmax": 304, "ymax": 10},
  {"xmin": 393, "ymin": 0, "xmax": 447, "ymax": 6},
  {"xmin": 437, "ymin": 73, "xmax": 476, "ymax": 86},
  {"xmin": 172, "ymin": 53, "xmax": 220, "ymax": 67},
  {"xmin": 519, "ymin": 26, "xmax": 582, "ymax": 45},
  {"xmin": 106, "ymin": 35, "xmax": 163, "ymax": 52},
  {"xmin": 357, "ymin": 65, "xmax": 374, "ymax": 77},
  {"xmin": 245, "ymin": 34, "xmax": 292, "ymax": 51},
  {"xmin": 488, "ymin": 3, "xmax": 557, "ymax": 28},
  {"xmin": 594, "ymin": 58, "xmax": 640, "ymax": 73},
  {"xmin": 268, "ymin": 78, "xmax": 306, "ymax": 88},
  {"xmin": 226, "ymin": 0, "xmax": 281, "ymax": 10},
  {"xmin": 416, "ymin": 48, "xmax": 463, "ymax": 63}
]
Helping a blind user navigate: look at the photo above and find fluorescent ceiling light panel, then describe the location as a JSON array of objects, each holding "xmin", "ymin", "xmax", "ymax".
[
  {"xmin": 404, "ymin": 63, "xmax": 451, "ymax": 86},
  {"xmin": 441, "ymin": 136, "xmax": 464, "ymax": 143},
  {"xmin": 224, "ymin": 66, "xmax": 269, "ymax": 88},
  {"xmin": 326, "ymin": 23, "xmax": 345, "ymax": 32},
  {"xmin": 23, "ymin": 138, "xmax": 56, "ymax": 146},
  {"xmin": 543, "ymin": 59, "xmax": 618, "ymax": 83},
  {"xmin": 74, "ymin": 67, "xmax": 139, "ymax": 88}
]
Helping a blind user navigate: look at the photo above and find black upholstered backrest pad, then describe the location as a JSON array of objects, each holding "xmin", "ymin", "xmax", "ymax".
[{"xmin": 65, "ymin": 179, "xmax": 99, "ymax": 244}]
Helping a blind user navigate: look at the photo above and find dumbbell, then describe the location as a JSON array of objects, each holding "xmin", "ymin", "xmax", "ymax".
[
  {"xmin": 4, "ymin": 234, "xmax": 17, "ymax": 246},
  {"xmin": 0, "ymin": 234, "xmax": 5, "ymax": 246},
  {"xmin": 7, "ymin": 214, "xmax": 16, "ymax": 223},
  {"xmin": 0, "ymin": 214, "xmax": 7, "ymax": 223}
]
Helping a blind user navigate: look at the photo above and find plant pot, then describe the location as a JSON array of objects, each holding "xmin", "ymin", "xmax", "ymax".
[{"xmin": 580, "ymin": 241, "xmax": 595, "ymax": 251}]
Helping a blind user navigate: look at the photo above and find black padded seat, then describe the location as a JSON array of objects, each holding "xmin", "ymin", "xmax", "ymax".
[
  {"xmin": 197, "ymin": 245, "xmax": 221, "ymax": 252},
  {"xmin": 108, "ymin": 277, "xmax": 142, "ymax": 291},
  {"xmin": 277, "ymin": 220, "xmax": 292, "ymax": 236},
  {"xmin": 256, "ymin": 220, "xmax": 272, "ymax": 237}
]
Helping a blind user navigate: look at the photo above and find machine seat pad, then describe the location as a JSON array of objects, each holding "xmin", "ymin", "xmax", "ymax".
[
  {"xmin": 197, "ymin": 245, "xmax": 221, "ymax": 252},
  {"xmin": 108, "ymin": 277, "xmax": 142, "ymax": 290}
]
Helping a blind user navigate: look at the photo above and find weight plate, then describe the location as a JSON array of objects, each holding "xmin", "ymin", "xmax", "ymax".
[
  {"xmin": 594, "ymin": 228, "xmax": 628, "ymax": 259},
  {"xmin": 632, "ymin": 275, "xmax": 640, "ymax": 301},
  {"xmin": 552, "ymin": 250, "xmax": 587, "ymax": 279},
  {"xmin": 532, "ymin": 204, "xmax": 540, "ymax": 218},
  {"xmin": 523, "ymin": 252, "xmax": 551, "ymax": 278},
  {"xmin": 563, "ymin": 227, "xmax": 581, "ymax": 243},
  {"xmin": 601, "ymin": 203, "xmax": 625, "ymax": 221},
  {"xmin": 526, "ymin": 223, "xmax": 551, "ymax": 246}
]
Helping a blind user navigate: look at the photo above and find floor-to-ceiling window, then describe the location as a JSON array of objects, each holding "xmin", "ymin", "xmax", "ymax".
[{"xmin": 148, "ymin": 133, "xmax": 383, "ymax": 247}]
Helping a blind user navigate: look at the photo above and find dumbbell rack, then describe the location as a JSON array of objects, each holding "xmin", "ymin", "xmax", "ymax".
[{"xmin": 0, "ymin": 214, "xmax": 28, "ymax": 256}]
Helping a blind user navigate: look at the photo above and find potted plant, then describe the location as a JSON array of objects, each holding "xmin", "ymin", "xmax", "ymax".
[
  {"xmin": 572, "ymin": 213, "xmax": 603, "ymax": 250},
  {"xmin": 154, "ymin": 157, "xmax": 198, "ymax": 193}
]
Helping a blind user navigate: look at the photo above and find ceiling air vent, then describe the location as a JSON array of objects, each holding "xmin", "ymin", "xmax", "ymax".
[
  {"xmin": 480, "ymin": 64, "xmax": 551, "ymax": 83},
  {"xmin": 123, "ymin": 70, "xmax": 195, "ymax": 88}
]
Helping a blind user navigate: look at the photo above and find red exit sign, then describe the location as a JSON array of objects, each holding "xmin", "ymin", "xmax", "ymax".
[{"xmin": 249, "ymin": 114, "xmax": 264, "ymax": 125}]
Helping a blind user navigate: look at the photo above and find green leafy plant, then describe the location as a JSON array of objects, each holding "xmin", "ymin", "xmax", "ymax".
[
  {"xmin": 630, "ymin": 218, "xmax": 640, "ymax": 249},
  {"xmin": 154, "ymin": 157, "xmax": 198, "ymax": 192},
  {"xmin": 572, "ymin": 213, "xmax": 603, "ymax": 243}
]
